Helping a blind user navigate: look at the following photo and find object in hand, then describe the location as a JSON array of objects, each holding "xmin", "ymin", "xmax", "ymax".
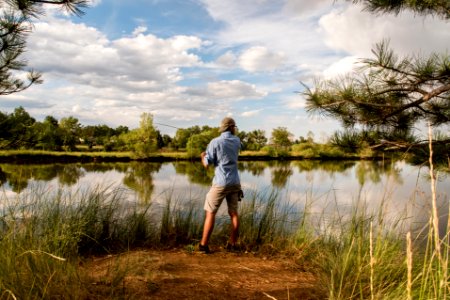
[{"xmin": 238, "ymin": 190, "xmax": 244, "ymax": 201}]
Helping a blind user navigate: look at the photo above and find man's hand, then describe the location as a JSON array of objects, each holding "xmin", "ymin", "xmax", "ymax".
[{"xmin": 200, "ymin": 152, "xmax": 208, "ymax": 169}]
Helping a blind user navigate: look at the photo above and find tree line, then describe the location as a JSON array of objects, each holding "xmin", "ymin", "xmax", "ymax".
[{"xmin": 0, "ymin": 106, "xmax": 307, "ymax": 157}]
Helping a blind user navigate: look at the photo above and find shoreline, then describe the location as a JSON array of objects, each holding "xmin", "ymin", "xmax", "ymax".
[{"xmin": 0, "ymin": 150, "xmax": 386, "ymax": 164}]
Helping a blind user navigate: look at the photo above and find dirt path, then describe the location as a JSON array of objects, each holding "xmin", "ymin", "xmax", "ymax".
[{"xmin": 82, "ymin": 248, "xmax": 323, "ymax": 299}]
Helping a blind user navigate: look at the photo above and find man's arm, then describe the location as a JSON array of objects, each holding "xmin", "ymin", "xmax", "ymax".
[{"xmin": 200, "ymin": 152, "xmax": 208, "ymax": 169}]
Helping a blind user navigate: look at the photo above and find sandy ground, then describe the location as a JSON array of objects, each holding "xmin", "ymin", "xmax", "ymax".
[{"xmin": 81, "ymin": 247, "xmax": 324, "ymax": 299}]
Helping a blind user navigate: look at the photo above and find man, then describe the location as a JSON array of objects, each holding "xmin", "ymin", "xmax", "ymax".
[{"xmin": 198, "ymin": 117, "xmax": 242, "ymax": 254}]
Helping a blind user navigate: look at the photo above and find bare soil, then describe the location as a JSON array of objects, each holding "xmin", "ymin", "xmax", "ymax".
[{"xmin": 81, "ymin": 247, "xmax": 324, "ymax": 299}]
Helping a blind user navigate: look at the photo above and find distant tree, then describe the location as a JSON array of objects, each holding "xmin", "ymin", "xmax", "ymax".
[
  {"xmin": 80, "ymin": 124, "xmax": 116, "ymax": 148},
  {"xmin": 0, "ymin": 0, "xmax": 88, "ymax": 95},
  {"xmin": 306, "ymin": 131, "xmax": 314, "ymax": 143},
  {"xmin": 114, "ymin": 125, "xmax": 129, "ymax": 135},
  {"xmin": 246, "ymin": 129, "xmax": 267, "ymax": 151},
  {"xmin": 122, "ymin": 113, "xmax": 158, "ymax": 158},
  {"xmin": 1, "ymin": 106, "xmax": 36, "ymax": 149},
  {"xmin": 186, "ymin": 128, "xmax": 220, "ymax": 158},
  {"xmin": 271, "ymin": 127, "xmax": 293, "ymax": 148},
  {"xmin": 236, "ymin": 130, "xmax": 248, "ymax": 149},
  {"xmin": 59, "ymin": 116, "xmax": 81, "ymax": 151},
  {"xmin": 156, "ymin": 132, "xmax": 172, "ymax": 149},
  {"xmin": 33, "ymin": 115, "xmax": 63, "ymax": 150},
  {"xmin": 173, "ymin": 126, "xmax": 202, "ymax": 150}
]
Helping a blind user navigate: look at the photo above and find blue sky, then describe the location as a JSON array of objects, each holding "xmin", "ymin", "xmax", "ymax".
[{"xmin": 1, "ymin": 0, "xmax": 449, "ymax": 139}]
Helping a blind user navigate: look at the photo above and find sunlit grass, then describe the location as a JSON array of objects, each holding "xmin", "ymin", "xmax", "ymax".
[{"xmin": 0, "ymin": 175, "xmax": 448, "ymax": 299}]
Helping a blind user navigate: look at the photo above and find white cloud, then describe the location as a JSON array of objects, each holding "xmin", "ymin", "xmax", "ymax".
[
  {"xmin": 283, "ymin": 94, "xmax": 306, "ymax": 109},
  {"xmin": 3, "ymin": 0, "xmax": 447, "ymax": 140},
  {"xmin": 319, "ymin": 5, "xmax": 450, "ymax": 57},
  {"xmin": 206, "ymin": 80, "xmax": 267, "ymax": 100},
  {"xmin": 322, "ymin": 56, "xmax": 361, "ymax": 79},
  {"xmin": 215, "ymin": 51, "xmax": 237, "ymax": 68},
  {"xmin": 132, "ymin": 26, "xmax": 147, "ymax": 36},
  {"xmin": 282, "ymin": 0, "xmax": 335, "ymax": 17},
  {"xmin": 88, "ymin": 0, "xmax": 102, "ymax": 7},
  {"xmin": 241, "ymin": 109, "xmax": 261, "ymax": 117},
  {"xmin": 26, "ymin": 19, "xmax": 203, "ymax": 88},
  {"xmin": 238, "ymin": 46, "xmax": 285, "ymax": 72}
]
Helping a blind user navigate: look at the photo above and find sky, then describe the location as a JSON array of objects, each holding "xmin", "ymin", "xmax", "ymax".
[{"xmin": 1, "ymin": 0, "xmax": 449, "ymax": 139}]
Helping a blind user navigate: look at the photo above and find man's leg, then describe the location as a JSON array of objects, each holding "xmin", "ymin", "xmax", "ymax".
[
  {"xmin": 229, "ymin": 211, "xmax": 239, "ymax": 245},
  {"xmin": 200, "ymin": 210, "xmax": 216, "ymax": 246}
]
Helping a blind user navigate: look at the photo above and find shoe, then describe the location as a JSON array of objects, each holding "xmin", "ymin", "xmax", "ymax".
[
  {"xmin": 226, "ymin": 243, "xmax": 241, "ymax": 252},
  {"xmin": 198, "ymin": 244, "xmax": 211, "ymax": 254}
]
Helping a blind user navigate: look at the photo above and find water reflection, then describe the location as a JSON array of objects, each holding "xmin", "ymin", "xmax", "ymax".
[
  {"xmin": 0, "ymin": 160, "xmax": 448, "ymax": 213},
  {"xmin": 122, "ymin": 162, "xmax": 161, "ymax": 203},
  {"xmin": 1, "ymin": 160, "xmax": 449, "ymax": 238},
  {"xmin": 269, "ymin": 161, "xmax": 293, "ymax": 188},
  {"xmin": 173, "ymin": 161, "xmax": 213, "ymax": 186},
  {"xmin": 0, "ymin": 160, "xmax": 435, "ymax": 194}
]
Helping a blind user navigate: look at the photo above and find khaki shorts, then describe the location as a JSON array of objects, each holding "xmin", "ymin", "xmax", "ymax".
[{"xmin": 204, "ymin": 184, "xmax": 241, "ymax": 214}]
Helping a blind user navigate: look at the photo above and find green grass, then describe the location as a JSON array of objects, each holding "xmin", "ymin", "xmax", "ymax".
[
  {"xmin": 0, "ymin": 148, "xmax": 383, "ymax": 163},
  {"xmin": 0, "ymin": 182, "xmax": 448, "ymax": 299}
]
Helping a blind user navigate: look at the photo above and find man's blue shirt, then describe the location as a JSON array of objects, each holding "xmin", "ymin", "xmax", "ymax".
[{"xmin": 203, "ymin": 131, "xmax": 241, "ymax": 187}]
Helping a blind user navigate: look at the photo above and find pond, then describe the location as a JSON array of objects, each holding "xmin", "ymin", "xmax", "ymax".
[{"xmin": 1, "ymin": 159, "xmax": 449, "ymax": 235}]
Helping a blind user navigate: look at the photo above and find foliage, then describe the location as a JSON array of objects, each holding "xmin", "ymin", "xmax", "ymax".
[
  {"xmin": 186, "ymin": 128, "xmax": 220, "ymax": 158},
  {"xmin": 120, "ymin": 113, "xmax": 158, "ymax": 158},
  {"xmin": 271, "ymin": 127, "xmax": 293, "ymax": 147},
  {"xmin": 348, "ymin": 0, "xmax": 450, "ymax": 19},
  {"xmin": 268, "ymin": 127, "xmax": 293, "ymax": 157},
  {"xmin": 172, "ymin": 126, "xmax": 208, "ymax": 150},
  {"xmin": 304, "ymin": 41, "xmax": 450, "ymax": 142},
  {"xmin": 240, "ymin": 129, "xmax": 268, "ymax": 150},
  {"xmin": 59, "ymin": 116, "xmax": 81, "ymax": 151},
  {"xmin": 0, "ymin": 0, "xmax": 88, "ymax": 96},
  {"xmin": 305, "ymin": 0, "xmax": 450, "ymax": 152},
  {"xmin": 291, "ymin": 142, "xmax": 348, "ymax": 158},
  {"xmin": 0, "ymin": 106, "xmax": 36, "ymax": 149}
]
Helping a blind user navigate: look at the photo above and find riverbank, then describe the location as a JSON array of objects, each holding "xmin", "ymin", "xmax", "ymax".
[
  {"xmin": 0, "ymin": 149, "xmax": 383, "ymax": 164},
  {"xmin": 1, "ymin": 181, "xmax": 447, "ymax": 299},
  {"xmin": 83, "ymin": 248, "xmax": 322, "ymax": 299}
]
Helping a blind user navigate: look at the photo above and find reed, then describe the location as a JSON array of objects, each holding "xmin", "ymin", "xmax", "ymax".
[
  {"xmin": 234, "ymin": 187, "xmax": 300, "ymax": 253},
  {"xmin": 0, "ymin": 154, "xmax": 449, "ymax": 299},
  {"xmin": 0, "ymin": 184, "xmax": 156, "ymax": 298},
  {"xmin": 302, "ymin": 124, "xmax": 450, "ymax": 299}
]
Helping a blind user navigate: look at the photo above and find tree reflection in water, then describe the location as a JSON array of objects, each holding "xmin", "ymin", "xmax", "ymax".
[
  {"xmin": 173, "ymin": 161, "xmax": 213, "ymax": 186},
  {"xmin": 122, "ymin": 162, "xmax": 162, "ymax": 203}
]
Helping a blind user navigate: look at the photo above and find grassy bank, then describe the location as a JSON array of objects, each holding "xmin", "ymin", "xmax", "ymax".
[
  {"xmin": 0, "ymin": 182, "xmax": 447, "ymax": 299},
  {"xmin": 0, "ymin": 148, "xmax": 385, "ymax": 164}
]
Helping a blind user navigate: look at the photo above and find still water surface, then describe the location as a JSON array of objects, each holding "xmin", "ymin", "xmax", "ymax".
[{"xmin": 1, "ymin": 160, "xmax": 449, "ymax": 233}]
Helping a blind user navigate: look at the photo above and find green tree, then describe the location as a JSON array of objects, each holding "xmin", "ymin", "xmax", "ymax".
[
  {"xmin": 59, "ymin": 116, "xmax": 81, "ymax": 151},
  {"xmin": 0, "ymin": 0, "xmax": 87, "ymax": 95},
  {"xmin": 33, "ymin": 115, "xmax": 63, "ymax": 150},
  {"xmin": 271, "ymin": 127, "xmax": 293, "ymax": 148},
  {"xmin": 246, "ymin": 130, "xmax": 267, "ymax": 151},
  {"xmin": 269, "ymin": 127, "xmax": 293, "ymax": 157},
  {"xmin": 1, "ymin": 106, "xmax": 36, "ymax": 149},
  {"xmin": 186, "ymin": 128, "xmax": 220, "ymax": 158},
  {"xmin": 304, "ymin": 2, "xmax": 450, "ymax": 151},
  {"xmin": 122, "ymin": 113, "xmax": 158, "ymax": 158},
  {"xmin": 173, "ymin": 126, "xmax": 201, "ymax": 150}
]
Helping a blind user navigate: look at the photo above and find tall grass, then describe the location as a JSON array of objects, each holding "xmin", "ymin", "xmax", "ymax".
[
  {"xmin": 297, "ymin": 124, "xmax": 449, "ymax": 300},
  {"xmin": 0, "ymin": 184, "xmax": 156, "ymax": 298},
  {"xmin": 237, "ymin": 187, "xmax": 301, "ymax": 253},
  {"xmin": 1, "ymin": 146, "xmax": 449, "ymax": 299}
]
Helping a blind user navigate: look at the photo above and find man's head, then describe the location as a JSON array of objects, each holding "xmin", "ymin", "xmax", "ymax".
[{"xmin": 219, "ymin": 117, "xmax": 237, "ymax": 133}]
